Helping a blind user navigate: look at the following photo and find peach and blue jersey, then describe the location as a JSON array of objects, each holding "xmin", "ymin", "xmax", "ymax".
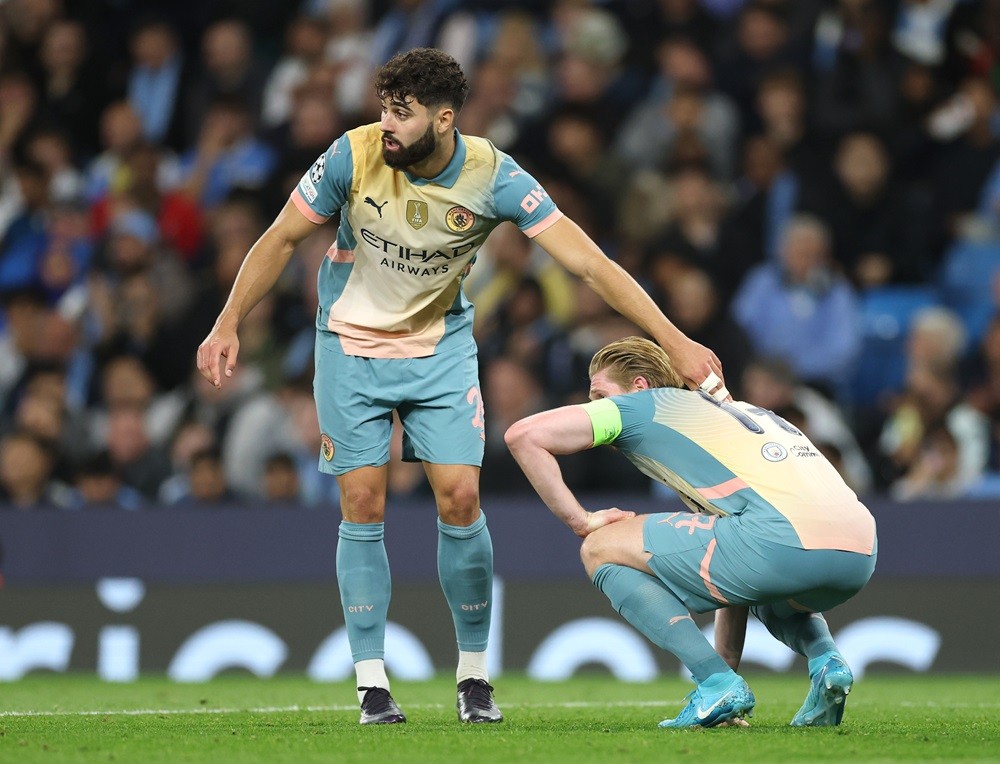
[
  {"xmin": 292, "ymin": 123, "xmax": 562, "ymax": 359},
  {"xmin": 583, "ymin": 388, "xmax": 876, "ymax": 555},
  {"xmin": 583, "ymin": 388, "xmax": 877, "ymax": 613}
]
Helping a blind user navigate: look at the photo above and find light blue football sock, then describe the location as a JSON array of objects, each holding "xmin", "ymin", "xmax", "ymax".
[
  {"xmin": 438, "ymin": 512, "xmax": 493, "ymax": 653},
  {"xmin": 336, "ymin": 521, "xmax": 391, "ymax": 662},
  {"xmin": 751, "ymin": 604, "xmax": 839, "ymax": 666},
  {"xmin": 592, "ymin": 563, "xmax": 731, "ymax": 683}
]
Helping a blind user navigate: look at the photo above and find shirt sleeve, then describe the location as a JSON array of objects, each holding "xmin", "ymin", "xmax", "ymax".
[
  {"xmin": 581, "ymin": 398, "xmax": 623, "ymax": 447},
  {"xmin": 492, "ymin": 154, "xmax": 563, "ymax": 237},
  {"xmin": 291, "ymin": 133, "xmax": 354, "ymax": 223}
]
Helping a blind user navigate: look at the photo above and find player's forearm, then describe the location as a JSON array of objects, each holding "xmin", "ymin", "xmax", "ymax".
[
  {"xmin": 506, "ymin": 437, "xmax": 589, "ymax": 536},
  {"xmin": 714, "ymin": 606, "xmax": 749, "ymax": 671},
  {"xmin": 214, "ymin": 226, "xmax": 298, "ymax": 330},
  {"xmin": 585, "ymin": 257, "xmax": 688, "ymax": 353}
]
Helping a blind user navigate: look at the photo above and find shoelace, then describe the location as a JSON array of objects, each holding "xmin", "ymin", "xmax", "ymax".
[
  {"xmin": 461, "ymin": 680, "xmax": 496, "ymax": 710},
  {"xmin": 358, "ymin": 686, "xmax": 394, "ymax": 713}
]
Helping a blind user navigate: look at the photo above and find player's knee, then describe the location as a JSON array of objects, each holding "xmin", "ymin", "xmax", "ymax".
[
  {"xmin": 579, "ymin": 533, "xmax": 607, "ymax": 578},
  {"xmin": 434, "ymin": 483, "xmax": 480, "ymax": 524},
  {"xmin": 339, "ymin": 483, "xmax": 386, "ymax": 523}
]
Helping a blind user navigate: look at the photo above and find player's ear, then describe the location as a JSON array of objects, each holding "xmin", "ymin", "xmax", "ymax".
[
  {"xmin": 632, "ymin": 375, "xmax": 650, "ymax": 391},
  {"xmin": 436, "ymin": 106, "xmax": 455, "ymax": 134}
]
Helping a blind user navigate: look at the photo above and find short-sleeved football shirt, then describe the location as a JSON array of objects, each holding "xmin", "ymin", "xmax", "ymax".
[
  {"xmin": 582, "ymin": 388, "xmax": 876, "ymax": 555},
  {"xmin": 292, "ymin": 124, "xmax": 562, "ymax": 358}
]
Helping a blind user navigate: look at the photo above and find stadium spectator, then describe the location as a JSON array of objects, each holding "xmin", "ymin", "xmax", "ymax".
[
  {"xmin": 183, "ymin": 446, "xmax": 238, "ymax": 505},
  {"xmin": 71, "ymin": 451, "xmax": 144, "ymax": 510},
  {"xmin": 125, "ymin": 18, "xmax": 191, "ymax": 150},
  {"xmin": 877, "ymin": 363, "xmax": 989, "ymax": 496},
  {"xmin": 716, "ymin": 134, "xmax": 794, "ymax": 281},
  {"xmin": 34, "ymin": 19, "xmax": 104, "ymax": 157},
  {"xmin": 158, "ymin": 418, "xmax": 217, "ymax": 505},
  {"xmin": 185, "ymin": 19, "xmax": 268, "ymax": 144},
  {"xmin": 261, "ymin": 15, "xmax": 331, "ymax": 129},
  {"xmin": 614, "ymin": 37, "xmax": 740, "ymax": 180},
  {"xmin": 642, "ymin": 165, "xmax": 729, "ymax": 298},
  {"xmin": 811, "ymin": 1, "xmax": 898, "ymax": 140},
  {"xmin": 929, "ymin": 76, "xmax": 1000, "ymax": 240},
  {"xmin": 716, "ymin": 4, "xmax": 804, "ymax": 123},
  {"xmin": 0, "ymin": 429, "xmax": 69, "ymax": 509},
  {"xmin": 263, "ymin": 451, "xmax": 302, "ymax": 503},
  {"xmin": 798, "ymin": 131, "xmax": 935, "ymax": 287},
  {"xmin": 24, "ymin": 127, "xmax": 83, "ymax": 203},
  {"xmin": 103, "ymin": 404, "xmax": 171, "ymax": 500},
  {"xmin": 179, "ymin": 97, "xmax": 276, "ymax": 208},
  {"xmin": 732, "ymin": 214, "xmax": 861, "ymax": 397},
  {"xmin": 91, "ymin": 141, "xmax": 201, "ymax": 262}
]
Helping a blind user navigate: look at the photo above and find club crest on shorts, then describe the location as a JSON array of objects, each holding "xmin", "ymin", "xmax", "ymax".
[
  {"xmin": 406, "ymin": 200, "xmax": 428, "ymax": 229},
  {"xmin": 320, "ymin": 434, "xmax": 335, "ymax": 461},
  {"xmin": 761, "ymin": 442, "xmax": 788, "ymax": 462},
  {"xmin": 445, "ymin": 205, "xmax": 475, "ymax": 233}
]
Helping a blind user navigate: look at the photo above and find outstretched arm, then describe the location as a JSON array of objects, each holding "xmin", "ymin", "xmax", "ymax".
[
  {"xmin": 196, "ymin": 199, "xmax": 318, "ymax": 387},
  {"xmin": 505, "ymin": 406, "xmax": 634, "ymax": 536},
  {"xmin": 532, "ymin": 217, "xmax": 727, "ymax": 396}
]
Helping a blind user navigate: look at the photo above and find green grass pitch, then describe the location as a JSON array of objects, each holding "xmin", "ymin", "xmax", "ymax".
[{"xmin": 1, "ymin": 674, "xmax": 997, "ymax": 763}]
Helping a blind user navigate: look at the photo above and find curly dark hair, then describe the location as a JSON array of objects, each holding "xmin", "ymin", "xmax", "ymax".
[{"xmin": 374, "ymin": 48, "xmax": 470, "ymax": 112}]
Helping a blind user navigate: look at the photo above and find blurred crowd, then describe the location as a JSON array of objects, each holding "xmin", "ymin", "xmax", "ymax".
[{"xmin": 3, "ymin": 0, "xmax": 1000, "ymax": 511}]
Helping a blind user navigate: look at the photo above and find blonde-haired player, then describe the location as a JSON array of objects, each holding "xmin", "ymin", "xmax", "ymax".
[{"xmin": 506, "ymin": 337, "xmax": 876, "ymax": 728}]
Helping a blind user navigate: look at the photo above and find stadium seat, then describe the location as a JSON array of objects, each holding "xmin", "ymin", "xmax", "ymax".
[
  {"xmin": 939, "ymin": 239, "xmax": 1000, "ymax": 344},
  {"xmin": 850, "ymin": 286, "xmax": 940, "ymax": 408}
]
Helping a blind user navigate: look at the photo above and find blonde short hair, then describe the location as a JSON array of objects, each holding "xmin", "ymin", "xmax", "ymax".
[{"xmin": 589, "ymin": 336, "xmax": 684, "ymax": 389}]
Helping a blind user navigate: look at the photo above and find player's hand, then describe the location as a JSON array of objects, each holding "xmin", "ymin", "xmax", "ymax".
[
  {"xmin": 715, "ymin": 717, "xmax": 750, "ymax": 728},
  {"xmin": 577, "ymin": 508, "xmax": 636, "ymax": 537},
  {"xmin": 671, "ymin": 337, "xmax": 731, "ymax": 402},
  {"xmin": 197, "ymin": 324, "xmax": 240, "ymax": 389}
]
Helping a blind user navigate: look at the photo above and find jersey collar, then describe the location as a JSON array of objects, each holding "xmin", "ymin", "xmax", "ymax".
[{"xmin": 404, "ymin": 129, "xmax": 465, "ymax": 188}]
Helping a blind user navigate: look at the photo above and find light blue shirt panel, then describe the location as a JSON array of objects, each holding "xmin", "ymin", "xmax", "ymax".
[
  {"xmin": 296, "ymin": 134, "xmax": 355, "ymax": 220},
  {"xmin": 491, "ymin": 154, "xmax": 559, "ymax": 232},
  {"xmin": 605, "ymin": 390, "xmax": 801, "ymax": 539}
]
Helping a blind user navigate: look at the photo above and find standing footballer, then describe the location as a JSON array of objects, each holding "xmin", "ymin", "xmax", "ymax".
[{"xmin": 196, "ymin": 48, "xmax": 727, "ymax": 725}]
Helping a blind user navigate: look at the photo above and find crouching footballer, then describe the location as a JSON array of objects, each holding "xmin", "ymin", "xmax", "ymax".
[{"xmin": 505, "ymin": 337, "xmax": 877, "ymax": 729}]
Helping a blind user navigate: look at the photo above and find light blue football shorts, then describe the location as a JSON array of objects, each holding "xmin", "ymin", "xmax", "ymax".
[
  {"xmin": 642, "ymin": 512, "xmax": 877, "ymax": 614},
  {"xmin": 314, "ymin": 335, "xmax": 485, "ymax": 475}
]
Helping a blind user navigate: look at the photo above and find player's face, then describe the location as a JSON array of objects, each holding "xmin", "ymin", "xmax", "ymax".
[
  {"xmin": 380, "ymin": 97, "xmax": 438, "ymax": 169},
  {"xmin": 588, "ymin": 369, "xmax": 633, "ymax": 400}
]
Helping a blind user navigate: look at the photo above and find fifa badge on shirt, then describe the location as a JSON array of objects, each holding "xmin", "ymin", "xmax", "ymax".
[
  {"xmin": 446, "ymin": 205, "xmax": 475, "ymax": 233},
  {"xmin": 406, "ymin": 200, "xmax": 428, "ymax": 230},
  {"xmin": 320, "ymin": 434, "xmax": 335, "ymax": 461}
]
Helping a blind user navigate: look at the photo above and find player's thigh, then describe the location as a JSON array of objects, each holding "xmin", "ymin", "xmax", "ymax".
[
  {"xmin": 714, "ymin": 536, "xmax": 878, "ymax": 613},
  {"xmin": 314, "ymin": 340, "xmax": 396, "ymax": 475},
  {"xmin": 580, "ymin": 516, "xmax": 652, "ymax": 577},
  {"xmin": 395, "ymin": 341, "xmax": 485, "ymax": 467},
  {"xmin": 762, "ymin": 545, "xmax": 878, "ymax": 614},
  {"xmin": 642, "ymin": 511, "xmax": 729, "ymax": 613}
]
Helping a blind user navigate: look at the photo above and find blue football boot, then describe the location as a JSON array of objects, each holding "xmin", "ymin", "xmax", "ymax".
[
  {"xmin": 790, "ymin": 651, "xmax": 853, "ymax": 727},
  {"xmin": 659, "ymin": 672, "xmax": 755, "ymax": 729}
]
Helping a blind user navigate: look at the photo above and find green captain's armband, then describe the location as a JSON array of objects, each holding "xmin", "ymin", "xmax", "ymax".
[{"xmin": 581, "ymin": 398, "xmax": 623, "ymax": 447}]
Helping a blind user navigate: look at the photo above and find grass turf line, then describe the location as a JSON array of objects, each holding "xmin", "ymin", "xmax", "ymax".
[{"xmin": 0, "ymin": 674, "xmax": 997, "ymax": 763}]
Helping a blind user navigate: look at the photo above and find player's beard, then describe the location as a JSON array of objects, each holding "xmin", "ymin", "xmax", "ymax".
[{"xmin": 382, "ymin": 123, "xmax": 436, "ymax": 169}]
